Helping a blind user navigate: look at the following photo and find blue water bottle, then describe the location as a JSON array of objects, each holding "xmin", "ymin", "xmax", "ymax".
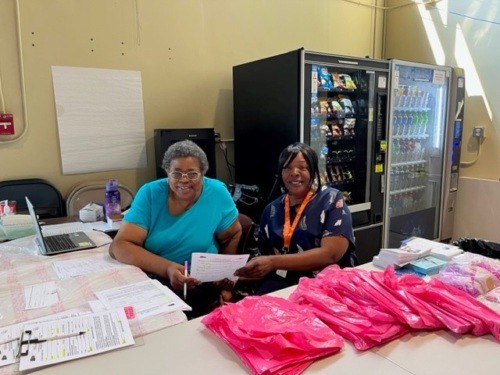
[{"xmin": 105, "ymin": 179, "xmax": 121, "ymax": 218}]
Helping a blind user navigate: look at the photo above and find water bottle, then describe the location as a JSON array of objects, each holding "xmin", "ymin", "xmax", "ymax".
[{"xmin": 105, "ymin": 179, "xmax": 121, "ymax": 218}]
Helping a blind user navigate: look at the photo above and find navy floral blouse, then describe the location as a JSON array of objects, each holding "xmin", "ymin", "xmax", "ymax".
[{"xmin": 258, "ymin": 187, "xmax": 357, "ymax": 285}]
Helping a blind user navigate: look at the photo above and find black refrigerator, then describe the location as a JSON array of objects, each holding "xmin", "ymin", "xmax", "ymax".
[{"xmin": 233, "ymin": 48, "xmax": 390, "ymax": 264}]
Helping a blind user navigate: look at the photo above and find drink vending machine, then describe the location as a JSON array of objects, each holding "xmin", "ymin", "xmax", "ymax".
[{"xmin": 383, "ymin": 61, "xmax": 465, "ymax": 247}]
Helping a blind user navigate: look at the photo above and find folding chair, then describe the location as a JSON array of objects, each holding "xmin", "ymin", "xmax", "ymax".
[
  {"xmin": 66, "ymin": 181, "xmax": 135, "ymax": 218},
  {"xmin": 0, "ymin": 178, "xmax": 65, "ymax": 219}
]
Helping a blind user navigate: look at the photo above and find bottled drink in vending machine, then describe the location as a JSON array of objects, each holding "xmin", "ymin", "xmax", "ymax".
[
  {"xmin": 105, "ymin": 179, "xmax": 121, "ymax": 218},
  {"xmin": 407, "ymin": 111, "xmax": 413, "ymax": 134}
]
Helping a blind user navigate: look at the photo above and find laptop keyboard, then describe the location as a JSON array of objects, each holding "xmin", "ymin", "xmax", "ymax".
[{"xmin": 45, "ymin": 234, "xmax": 76, "ymax": 252}]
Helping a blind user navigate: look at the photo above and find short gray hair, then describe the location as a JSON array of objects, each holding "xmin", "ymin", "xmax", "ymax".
[{"xmin": 162, "ymin": 139, "xmax": 209, "ymax": 175}]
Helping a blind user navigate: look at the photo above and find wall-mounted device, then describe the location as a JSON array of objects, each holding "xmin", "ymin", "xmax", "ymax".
[{"xmin": 0, "ymin": 114, "xmax": 14, "ymax": 135}]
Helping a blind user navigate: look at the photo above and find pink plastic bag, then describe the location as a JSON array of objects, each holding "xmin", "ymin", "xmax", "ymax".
[
  {"xmin": 314, "ymin": 266, "xmax": 424, "ymax": 329},
  {"xmin": 340, "ymin": 266, "xmax": 500, "ymax": 338},
  {"xmin": 292, "ymin": 265, "xmax": 500, "ymax": 347},
  {"xmin": 289, "ymin": 276, "xmax": 409, "ymax": 351},
  {"xmin": 202, "ymin": 295, "xmax": 344, "ymax": 375},
  {"xmin": 411, "ymin": 277, "xmax": 500, "ymax": 339},
  {"xmin": 370, "ymin": 268, "xmax": 446, "ymax": 329}
]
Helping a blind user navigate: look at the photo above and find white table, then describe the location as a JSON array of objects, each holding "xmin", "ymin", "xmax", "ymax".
[
  {"xmin": 33, "ymin": 285, "xmax": 500, "ymax": 375},
  {"xmin": 0, "ymin": 233, "xmax": 185, "ymax": 374},
  {"xmin": 2, "ymin": 236, "xmax": 499, "ymax": 375},
  {"xmin": 32, "ymin": 316, "xmax": 413, "ymax": 375}
]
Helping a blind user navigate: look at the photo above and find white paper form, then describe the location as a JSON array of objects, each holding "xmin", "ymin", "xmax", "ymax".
[
  {"xmin": 403, "ymin": 237, "xmax": 460, "ymax": 255},
  {"xmin": 0, "ymin": 324, "xmax": 23, "ymax": 367},
  {"xmin": 0, "ymin": 310, "xmax": 90, "ymax": 368},
  {"xmin": 24, "ymin": 281, "xmax": 59, "ymax": 310},
  {"xmin": 190, "ymin": 253, "xmax": 250, "ymax": 282},
  {"xmin": 18, "ymin": 309, "xmax": 135, "ymax": 372},
  {"xmin": 53, "ymin": 253, "xmax": 133, "ymax": 280},
  {"xmin": 86, "ymin": 299, "xmax": 188, "ymax": 328},
  {"xmin": 95, "ymin": 279, "xmax": 191, "ymax": 320}
]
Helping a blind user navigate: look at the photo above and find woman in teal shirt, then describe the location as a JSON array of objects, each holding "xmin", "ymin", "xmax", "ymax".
[{"xmin": 110, "ymin": 140, "xmax": 241, "ymax": 318}]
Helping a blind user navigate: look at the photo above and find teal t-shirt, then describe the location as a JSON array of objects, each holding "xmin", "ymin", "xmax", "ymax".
[{"xmin": 124, "ymin": 177, "xmax": 238, "ymax": 265}]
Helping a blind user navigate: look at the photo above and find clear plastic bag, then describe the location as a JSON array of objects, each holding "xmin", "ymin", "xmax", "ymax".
[{"xmin": 437, "ymin": 262, "xmax": 500, "ymax": 297}]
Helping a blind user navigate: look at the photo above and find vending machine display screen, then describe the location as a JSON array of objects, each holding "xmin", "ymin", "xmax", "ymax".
[{"xmin": 454, "ymin": 121, "xmax": 462, "ymax": 139}]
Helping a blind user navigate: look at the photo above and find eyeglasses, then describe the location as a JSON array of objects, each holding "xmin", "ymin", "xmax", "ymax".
[{"xmin": 169, "ymin": 171, "xmax": 201, "ymax": 181}]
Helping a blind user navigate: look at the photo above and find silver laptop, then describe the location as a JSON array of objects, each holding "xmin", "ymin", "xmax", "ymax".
[{"xmin": 25, "ymin": 196, "xmax": 97, "ymax": 255}]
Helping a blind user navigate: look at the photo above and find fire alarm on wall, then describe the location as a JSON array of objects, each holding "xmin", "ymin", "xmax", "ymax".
[{"xmin": 0, "ymin": 114, "xmax": 14, "ymax": 135}]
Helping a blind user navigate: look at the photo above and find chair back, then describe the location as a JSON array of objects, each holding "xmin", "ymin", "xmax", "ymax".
[
  {"xmin": 0, "ymin": 178, "xmax": 65, "ymax": 219},
  {"xmin": 66, "ymin": 181, "xmax": 135, "ymax": 217},
  {"xmin": 237, "ymin": 213, "xmax": 259, "ymax": 256}
]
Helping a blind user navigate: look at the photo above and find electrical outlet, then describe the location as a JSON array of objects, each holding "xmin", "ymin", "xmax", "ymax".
[
  {"xmin": 214, "ymin": 132, "xmax": 222, "ymax": 143},
  {"xmin": 473, "ymin": 126, "xmax": 485, "ymax": 139}
]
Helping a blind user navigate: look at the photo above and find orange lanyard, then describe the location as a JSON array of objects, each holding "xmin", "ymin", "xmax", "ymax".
[{"xmin": 283, "ymin": 189, "xmax": 314, "ymax": 252}]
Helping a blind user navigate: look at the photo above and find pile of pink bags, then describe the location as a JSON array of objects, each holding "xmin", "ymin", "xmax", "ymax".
[
  {"xmin": 202, "ymin": 265, "xmax": 500, "ymax": 374},
  {"xmin": 290, "ymin": 265, "xmax": 500, "ymax": 350},
  {"xmin": 201, "ymin": 295, "xmax": 343, "ymax": 375}
]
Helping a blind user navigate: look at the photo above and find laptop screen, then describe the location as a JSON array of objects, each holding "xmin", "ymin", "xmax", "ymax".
[{"xmin": 25, "ymin": 196, "xmax": 49, "ymax": 253}]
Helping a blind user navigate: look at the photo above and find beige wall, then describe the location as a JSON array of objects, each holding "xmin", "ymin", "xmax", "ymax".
[
  {"xmin": 1, "ymin": 1, "xmax": 497, "ymax": 241},
  {"xmin": 384, "ymin": 0, "xmax": 500, "ymax": 241},
  {"xmin": 453, "ymin": 177, "xmax": 500, "ymax": 242},
  {"xmin": 384, "ymin": 0, "xmax": 500, "ymax": 180},
  {"xmin": 0, "ymin": 0, "xmax": 385, "ymax": 200}
]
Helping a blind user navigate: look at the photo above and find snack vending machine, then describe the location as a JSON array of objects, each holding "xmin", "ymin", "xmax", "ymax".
[
  {"xmin": 233, "ymin": 49, "xmax": 390, "ymax": 263},
  {"xmin": 383, "ymin": 61, "xmax": 465, "ymax": 247}
]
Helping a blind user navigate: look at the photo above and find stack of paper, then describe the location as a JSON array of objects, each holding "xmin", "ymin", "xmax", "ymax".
[
  {"xmin": 429, "ymin": 244, "xmax": 463, "ymax": 260},
  {"xmin": 374, "ymin": 237, "xmax": 463, "ymax": 270},
  {"xmin": 373, "ymin": 246, "xmax": 431, "ymax": 269},
  {"xmin": 403, "ymin": 237, "xmax": 463, "ymax": 261},
  {"xmin": 373, "ymin": 255, "xmax": 402, "ymax": 270}
]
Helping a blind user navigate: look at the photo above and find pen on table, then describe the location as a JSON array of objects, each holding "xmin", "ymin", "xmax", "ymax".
[
  {"xmin": 184, "ymin": 260, "xmax": 188, "ymax": 300},
  {"xmin": 28, "ymin": 331, "xmax": 86, "ymax": 344},
  {"xmin": 0, "ymin": 336, "xmax": 19, "ymax": 346}
]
